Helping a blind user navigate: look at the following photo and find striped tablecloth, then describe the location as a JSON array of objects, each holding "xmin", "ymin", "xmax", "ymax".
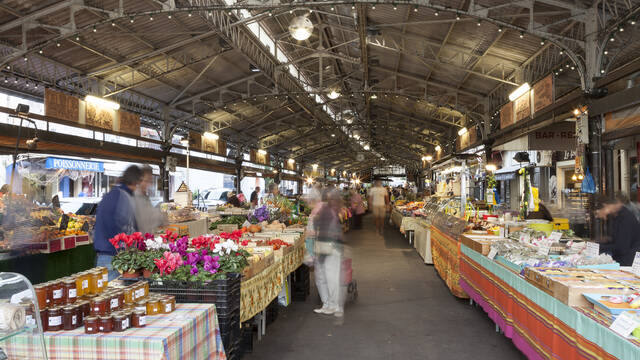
[{"xmin": 3, "ymin": 303, "xmax": 226, "ymax": 360}]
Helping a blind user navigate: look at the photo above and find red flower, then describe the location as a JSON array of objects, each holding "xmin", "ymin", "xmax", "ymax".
[
  {"xmin": 108, "ymin": 236, "xmax": 120, "ymax": 249},
  {"xmin": 241, "ymin": 240, "xmax": 249, "ymax": 246}
]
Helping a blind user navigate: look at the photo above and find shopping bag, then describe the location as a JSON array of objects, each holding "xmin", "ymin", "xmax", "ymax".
[{"xmin": 581, "ymin": 168, "xmax": 596, "ymax": 194}]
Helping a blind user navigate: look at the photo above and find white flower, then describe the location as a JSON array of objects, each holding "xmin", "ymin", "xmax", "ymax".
[{"xmin": 145, "ymin": 237, "xmax": 169, "ymax": 250}]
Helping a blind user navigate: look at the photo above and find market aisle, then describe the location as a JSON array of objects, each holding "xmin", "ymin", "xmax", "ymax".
[{"xmin": 243, "ymin": 215, "xmax": 525, "ymax": 360}]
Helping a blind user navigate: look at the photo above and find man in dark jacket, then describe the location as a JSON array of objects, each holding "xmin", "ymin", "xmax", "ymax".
[
  {"xmin": 596, "ymin": 193, "xmax": 640, "ymax": 266},
  {"xmin": 93, "ymin": 165, "xmax": 142, "ymax": 280}
]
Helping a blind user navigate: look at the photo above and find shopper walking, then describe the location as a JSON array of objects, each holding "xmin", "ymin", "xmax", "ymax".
[
  {"xmin": 595, "ymin": 193, "xmax": 640, "ymax": 266},
  {"xmin": 350, "ymin": 188, "xmax": 365, "ymax": 229},
  {"xmin": 368, "ymin": 180, "xmax": 389, "ymax": 236},
  {"xmin": 134, "ymin": 165, "xmax": 165, "ymax": 235},
  {"xmin": 94, "ymin": 165, "xmax": 142, "ymax": 280},
  {"xmin": 313, "ymin": 187, "xmax": 345, "ymax": 317}
]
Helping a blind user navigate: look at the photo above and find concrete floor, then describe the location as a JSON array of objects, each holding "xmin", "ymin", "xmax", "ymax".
[{"xmin": 244, "ymin": 215, "xmax": 525, "ymax": 360}]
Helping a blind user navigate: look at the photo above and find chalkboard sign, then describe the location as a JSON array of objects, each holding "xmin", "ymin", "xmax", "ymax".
[{"xmin": 59, "ymin": 213, "xmax": 70, "ymax": 231}]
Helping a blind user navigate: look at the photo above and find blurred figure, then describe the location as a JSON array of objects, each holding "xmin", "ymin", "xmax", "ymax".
[
  {"xmin": 313, "ymin": 187, "xmax": 345, "ymax": 317},
  {"xmin": 94, "ymin": 165, "xmax": 142, "ymax": 280},
  {"xmin": 368, "ymin": 180, "xmax": 389, "ymax": 236},
  {"xmin": 350, "ymin": 188, "xmax": 365, "ymax": 229},
  {"xmin": 250, "ymin": 186, "xmax": 260, "ymax": 207},
  {"xmin": 134, "ymin": 165, "xmax": 165, "ymax": 235},
  {"xmin": 227, "ymin": 191, "xmax": 242, "ymax": 207},
  {"xmin": 303, "ymin": 184, "xmax": 323, "ymax": 265},
  {"xmin": 596, "ymin": 193, "xmax": 640, "ymax": 266},
  {"xmin": 526, "ymin": 200, "xmax": 554, "ymax": 222},
  {"xmin": 0, "ymin": 184, "xmax": 9, "ymax": 195}
]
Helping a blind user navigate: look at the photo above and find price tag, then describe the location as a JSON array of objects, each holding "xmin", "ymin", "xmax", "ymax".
[
  {"xmin": 519, "ymin": 233, "xmax": 530, "ymax": 244},
  {"xmin": 632, "ymin": 252, "xmax": 640, "ymax": 277},
  {"xmin": 585, "ymin": 242, "xmax": 600, "ymax": 257},
  {"xmin": 548, "ymin": 231, "xmax": 563, "ymax": 242},
  {"xmin": 499, "ymin": 227, "xmax": 506, "ymax": 238},
  {"xmin": 609, "ymin": 311, "xmax": 640, "ymax": 337},
  {"xmin": 538, "ymin": 240, "xmax": 552, "ymax": 255},
  {"xmin": 488, "ymin": 248, "xmax": 498, "ymax": 260}
]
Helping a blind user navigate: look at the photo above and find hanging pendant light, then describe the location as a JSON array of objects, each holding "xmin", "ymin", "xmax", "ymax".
[{"xmin": 289, "ymin": 15, "xmax": 314, "ymax": 41}]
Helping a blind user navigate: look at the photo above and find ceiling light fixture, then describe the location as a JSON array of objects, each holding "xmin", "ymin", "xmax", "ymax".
[
  {"xmin": 458, "ymin": 127, "xmax": 468, "ymax": 136},
  {"xmin": 364, "ymin": 144, "xmax": 370, "ymax": 150},
  {"xmin": 414, "ymin": 5, "xmax": 418, "ymax": 12},
  {"xmin": 435, "ymin": 145, "xmax": 441, "ymax": 152},
  {"xmin": 327, "ymin": 88, "xmax": 341, "ymax": 99},
  {"xmin": 434, "ymin": 10, "xmax": 439, "ymax": 16},
  {"xmin": 456, "ymin": 13, "xmax": 461, "ymax": 20},
  {"xmin": 288, "ymin": 158, "xmax": 295, "ymax": 164},
  {"xmin": 393, "ymin": 4, "xmax": 397, "ymax": 11},
  {"xmin": 508, "ymin": 82, "xmax": 530, "ymax": 101},
  {"xmin": 485, "ymin": 164, "xmax": 497, "ymax": 172},
  {"xmin": 129, "ymin": 16, "xmax": 134, "ymax": 23},
  {"xmin": 519, "ymin": 31, "xmax": 524, "ymax": 38},
  {"xmin": 477, "ymin": 20, "xmax": 482, "ymax": 26},
  {"xmin": 85, "ymin": 95, "xmax": 120, "ymax": 110},
  {"xmin": 370, "ymin": 94, "xmax": 377, "ymax": 99},
  {"xmin": 258, "ymin": 149, "xmax": 267, "ymax": 155},
  {"xmin": 312, "ymin": 164, "xmax": 318, "ymax": 170},
  {"xmin": 498, "ymin": 26, "xmax": 503, "ymax": 32},
  {"xmin": 289, "ymin": 15, "xmax": 314, "ymax": 40},
  {"xmin": 149, "ymin": 15, "xmax": 154, "ymax": 20}
]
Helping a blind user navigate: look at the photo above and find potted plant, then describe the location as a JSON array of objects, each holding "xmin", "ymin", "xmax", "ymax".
[{"xmin": 109, "ymin": 232, "xmax": 146, "ymax": 277}]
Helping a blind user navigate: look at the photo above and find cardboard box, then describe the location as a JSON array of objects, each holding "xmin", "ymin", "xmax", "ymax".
[
  {"xmin": 75, "ymin": 234, "xmax": 90, "ymax": 245},
  {"xmin": 39, "ymin": 238, "xmax": 63, "ymax": 253},
  {"xmin": 524, "ymin": 267, "xmax": 635, "ymax": 306},
  {"xmin": 243, "ymin": 250, "xmax": 275, "ymax": 279},
  {"xmin": 460, "ymin": 234, "xmax": 503, "ymax": 255}
]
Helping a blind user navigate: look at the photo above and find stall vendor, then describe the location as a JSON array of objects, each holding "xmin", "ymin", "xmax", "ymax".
[{"xmin": 596, "ymin": 193, "xmax": 640, "ymax": 266}]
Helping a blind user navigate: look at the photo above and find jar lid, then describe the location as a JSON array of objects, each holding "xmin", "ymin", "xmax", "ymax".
[
  {"xmin": 63, "ymin": 305, "xmax": 75, "ymax": 311},
  {"xmin": 99, "ymin": 315, "xmax": 112, "ymax": 320},
  {"xmin": 47, "ymin": 306, "xmax": 60, "ymax": 312},
  {"xmin": 113, "ymin": 314, "xmax": 126, "ymax": 320},
  {"xmin": 134, "ymin": 309, "xmax": 145, "ymax": 315},
  {"xmin": 136, "ymin": 300, "xmax": 148, "ymax": 305},
  {"xmin": 63, "ymin": 278, "xmax": 76, "ymax": 284},
  {"xmin": 84, "ymin": 316, "xmax": 98, "ymax": 321}
]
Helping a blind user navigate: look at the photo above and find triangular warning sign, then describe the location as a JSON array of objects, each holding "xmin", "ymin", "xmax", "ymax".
[{"xmin": 176, "ymin": 181, "xmax": 189, "ymax": 192}]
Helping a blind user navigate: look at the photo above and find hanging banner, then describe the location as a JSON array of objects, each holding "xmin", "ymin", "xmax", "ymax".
[
  {"xmin": 514, "ymin": 91, "xmax": 531, "ymax": 122},
  {"xmin": 527, "ymin": 121, "xmax": 576, "ymax": 151},
  {"xmin": 118, "ymin": 110, "xmax": 141, "ymax": 137},
  {"xmin": 604, "ymin": 105, "xmax": 640, "ymax": 133},
  {"xmin": 250, "ymin": 149, "xmax": 270, "ymax": 165},
  {"xmin": 500, "ymin": 102, "xmax": 514, "ymax": 129},
  {"xmin": 85, "ymin": 101, "xmax": 116, "ymax": 130},
  {"xmin": 533, "ymin": 75, "xmax": 553, "ymax": 114},
  {"xmin": 45, "ymin": 89, "xmax": 79, "ymax": 123},
  {"xmin": 202, "ymin": 135, "xmax": 226, "ymax": 156},
  {"xmin": 45, "ymin": 157, "xmax": 104, "ymax": 172},
  {"xmin": 285, "ymin": 160, "xmax": 296, "ymax": 171}
]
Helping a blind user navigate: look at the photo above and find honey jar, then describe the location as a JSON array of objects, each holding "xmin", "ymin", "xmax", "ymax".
[
  {"xmin": 160, "ymin": 296, "xmax": 175, "ymax": 314},
  {"xmin": 146, "ymin": 298, "xmax": 160, "ymax": 315},
  {"xmin": 34, "ymin": 284, "xmax": 48, "ymax": 310},
  {"xmin": 84, "ymin": 316, "xmax": 98, "ymax": 334},
  {"xmin": 63, "ymin": 278, "xmax": 77, "ymax": 304},
  {"xmin": 47, "ymin": 307, "xmax": 62, "ymax": 331}
]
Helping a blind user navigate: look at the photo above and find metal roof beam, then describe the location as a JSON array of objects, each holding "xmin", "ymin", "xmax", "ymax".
[{"xmin": 173, "ymin": 73, "xmax": 263, "ymax": 106}]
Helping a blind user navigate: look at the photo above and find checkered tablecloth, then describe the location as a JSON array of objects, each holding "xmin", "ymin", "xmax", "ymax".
[{"xmin": 3, "ymin": 303, "xmax": 226, "ymax": 360}]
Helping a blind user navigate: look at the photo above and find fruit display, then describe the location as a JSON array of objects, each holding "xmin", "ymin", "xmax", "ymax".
[{"xmin": 160, "ymin": 203, "xmax": 202, "ymax": 223}]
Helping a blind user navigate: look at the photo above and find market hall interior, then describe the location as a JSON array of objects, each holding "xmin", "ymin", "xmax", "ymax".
[{"xmin": 244, "ymin": 214, "xmax": 525, "ymax": 360}]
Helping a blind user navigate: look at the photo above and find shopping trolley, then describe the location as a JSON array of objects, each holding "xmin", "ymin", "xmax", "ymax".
[{"xmin": 342, "ymin": 258, "xmax": 358, "ymax": 303}]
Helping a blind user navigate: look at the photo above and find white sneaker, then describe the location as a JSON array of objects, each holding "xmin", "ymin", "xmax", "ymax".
[
  {"xmin": 314, "ymin": 306, "xmax": 336, "ymax": 315},
  {"xmin": 334, "ymin": 310, "xmax": 344, "ymax": 317}
]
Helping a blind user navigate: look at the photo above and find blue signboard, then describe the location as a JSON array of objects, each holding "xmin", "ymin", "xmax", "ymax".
[{"xmin": 45, "ymin": 157, "xmax": 104, "ymax": 172}]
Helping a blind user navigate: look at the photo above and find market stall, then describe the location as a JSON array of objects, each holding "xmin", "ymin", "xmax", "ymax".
[
  {"xmin": 3, "ymin": 303, "xmax": 226, "ymax": 360},
  {"xmin": 459, "ymin": 245, "xmax": 640, "ymax": 359}
]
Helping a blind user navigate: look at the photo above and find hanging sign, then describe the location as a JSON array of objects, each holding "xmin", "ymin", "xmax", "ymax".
[
  {"xmin": 527, "ymin": 122, "xmax": 576, "ymax": 151},
  {"xmin": 45, "ymin": 157, "xmax": 104, "ymax": 172},
  {"xmin": 500, "ymin": 102, "xmax": 514, "ymax": 129},
  {"xmin": 576, "ymin": 113, "xmax": 589, "ymax": 145},
  {"xmin": 533, "ymin": 75, "xmax": 554, "ymax": 114}
]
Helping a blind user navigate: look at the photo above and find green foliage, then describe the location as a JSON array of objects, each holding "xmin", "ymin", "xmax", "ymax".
[
  {"xmin": 140, "ymin": 249, "xmax": 164, "ymax": 271},
  {"xmin": 111, "ymin": 248, "xmax": 143, "ymax": 273},
  {"xmin": 209, "ymin": 215, "xmax": 246, "ymax": 230}
]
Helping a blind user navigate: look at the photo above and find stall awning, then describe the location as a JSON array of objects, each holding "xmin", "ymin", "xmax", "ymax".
[
  {"xmin": 494, "ymin": 165, "xmax": 522, "ymax": 181},
  {"xmin": 45, "ymin": 157, "xmax": 104, "ymax": 172}
]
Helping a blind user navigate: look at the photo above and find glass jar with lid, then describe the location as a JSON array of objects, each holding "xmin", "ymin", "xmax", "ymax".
[
  {"xmin": 62, "ymin": 306, "xmax": 77, "ymax": 330},
  {"xmin": 112, "ymin": 313, "xmax": 128, "ymax": 332},
  {"xmin": 132, "ymin": 310, "xmax": 146, "ymax": 328},
  {"xmin": 90, "ymin": 297, "xmax": 107, "ymax": 316},
  {"xmin": 160, "ymin": 296, "xmax": 175, "ymax": 314},
  {"xmin": 19, "ymin": 300, "xmax": 35, "ymax": 327},
  {"xmin": 47, "ymin": 307, "xmax": 62, "ymax": 331},
  {"xmin": 146, "ymin": 298, "xmax": 160, "ymax": 315},
  {"xmin": 63, "ymin": 277, "xmax": 77, "ymax": 304},
  {"xmin": 135, "ymin": 300, "xmax": 147, "ymax": 314},
  {"xmin": 84, "ymin": 316, "xmax": 98, "ymax": 334},
  {"xmin": 123, "ymin": 286, "xmax": 135, "ymax": 304},
  {"xmin": 98, "ymin": 315, "xmax": 113, "ymax": 333},
  {"xmin": 34, "ymin": 284, "xmax": 48, "ymax": 310},
  {"xmin": 89, "ymin": 271, "xmax": 101, "ymax": 295},
  {"xmin": 97, "ymin": 266, "xmax": 109, "ymax": 287},
  {"xmin": 40, "ymin": 308, "xmax": 48, "ymax": 332}
]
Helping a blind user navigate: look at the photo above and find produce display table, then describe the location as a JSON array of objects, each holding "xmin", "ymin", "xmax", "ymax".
[
  {"xmin": 459, "ymin": 244, "xmax": 640, "ymax": 360},
  {"xmin": 413, "ymin": 221, "xmax": 432, "ymax": 264},
  {"xmin": 390, "ymin": 208, "xmax": 404, "ymax": 228},
  {"xmin": 0, "ymin": 244, "xmax": 95, "ymax": 284},
  {"xmin": 430, "ymin": 225, "xmax": 468, "ymax": 298},
  {"xmin": 240, "ymin": 244, "xmax": 304, "ymax": 322},
  {"xmin": 166, "ymin": 218, "xmax": 209, "ymax": 238},
  {"xmin": 3, "ymin": 303, "xmax": 226, "ymax": 360}
]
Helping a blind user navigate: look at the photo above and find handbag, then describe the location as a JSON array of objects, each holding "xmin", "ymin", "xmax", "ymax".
[{"xmin": 315, "ymin": 241, "xmax": 334, "ymax": 255}]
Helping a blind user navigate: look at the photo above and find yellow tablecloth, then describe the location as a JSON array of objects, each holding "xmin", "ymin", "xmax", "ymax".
[{"xmin": 240, "ymin": 245, "xmax": 304, "ymax": 322}]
